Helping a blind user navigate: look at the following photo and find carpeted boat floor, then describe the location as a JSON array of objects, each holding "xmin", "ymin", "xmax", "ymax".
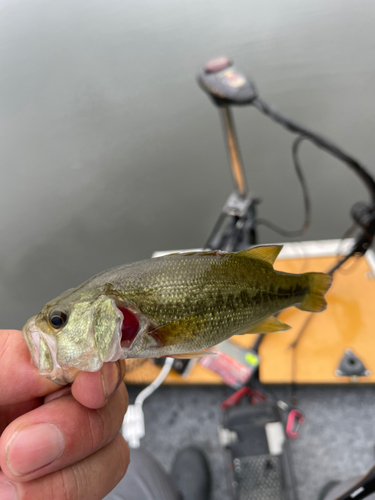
[{"xmin": 128, "ymin": 384, "xmax": 375, "ymax": 500}]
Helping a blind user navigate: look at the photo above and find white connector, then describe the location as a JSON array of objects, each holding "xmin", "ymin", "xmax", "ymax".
[
  {"xmin": 122, "ymin": 403, "xmax": 145, "ymax": 449},
  {"xmin": 122, "ymin": 357, "xmax": 174, "ymax": 448}
]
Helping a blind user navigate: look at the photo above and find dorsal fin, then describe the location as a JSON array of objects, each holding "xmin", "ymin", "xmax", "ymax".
[{"xmin": 237, "ymin": 245, "xmax": 283, "ymax": 266}]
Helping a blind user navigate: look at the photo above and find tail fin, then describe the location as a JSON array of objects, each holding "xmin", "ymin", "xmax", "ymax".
[{"xmin": 298, "ymin": 272, "xmax": 333, "ymax": 312}]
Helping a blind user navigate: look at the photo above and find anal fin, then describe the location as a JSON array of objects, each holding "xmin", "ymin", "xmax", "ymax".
[{"xmin": 240, "ymin": 315, "xmax": 291, "ymax": 334}]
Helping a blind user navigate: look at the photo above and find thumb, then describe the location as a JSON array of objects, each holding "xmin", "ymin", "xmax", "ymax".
[{"xmin": 0, "ymin": 330, "xmax": 60, "ymax": 406}]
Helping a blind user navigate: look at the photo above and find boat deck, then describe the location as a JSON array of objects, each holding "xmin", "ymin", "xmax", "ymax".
[{"xmin": 128, "ymin": 384, "xmax": 375, "ymax": 500}]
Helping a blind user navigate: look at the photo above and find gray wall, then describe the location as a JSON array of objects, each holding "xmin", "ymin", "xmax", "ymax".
[{"xmin": 1, "ymin": 0, "xmax": 375, "ymax": 329}]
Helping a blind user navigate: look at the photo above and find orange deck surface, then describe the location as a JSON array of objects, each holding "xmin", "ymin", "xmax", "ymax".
[{"xmin": 258, "ymin": 255, "xmax": 375, "ymax": 383}]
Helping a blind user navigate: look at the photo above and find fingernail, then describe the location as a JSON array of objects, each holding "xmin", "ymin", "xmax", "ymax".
[
  {"xmin": 44, "ymin": 385, "xmax": 72, "ymax": 404},
  {"xmin": 101, "ymin": 362, "xmax": 120, "ymax": 399},
  {"xmin": 0, "ymin": 482, "xmax": 17, "ymax": 500},
  {"xmin": 6, "ymin": 424, "xmax": 65, "ymax": 476}
]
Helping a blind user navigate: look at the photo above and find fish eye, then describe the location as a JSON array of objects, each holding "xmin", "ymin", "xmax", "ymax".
[{"xmin": 48, "ymin": 310, "xmax": 68, "ymax": 329}]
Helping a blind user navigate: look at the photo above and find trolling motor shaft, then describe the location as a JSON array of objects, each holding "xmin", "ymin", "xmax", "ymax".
[
  {"xmin": 198, "ymin": 57, "xmax": 259, "ymax": 250},
  {"xmin": 220, "ymin": 105, "xmax": 247, "ymax": 197},
  {"xmin": 197, "ymin": 56, "xmax": 257, "ymax": 199}
]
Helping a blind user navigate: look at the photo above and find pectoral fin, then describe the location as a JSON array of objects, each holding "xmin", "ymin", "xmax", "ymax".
[{"xmin": 240, "ymin": 315, "xmax": 291, "ymax": 334}]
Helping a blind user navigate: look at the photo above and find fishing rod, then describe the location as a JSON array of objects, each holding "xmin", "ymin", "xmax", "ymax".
[{"xmin": 198, "ymin": 57, "xmax": 375, "ymax": 265}]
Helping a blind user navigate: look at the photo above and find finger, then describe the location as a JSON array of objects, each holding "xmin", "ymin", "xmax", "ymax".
[
  {"xmin": 0, "ymin": 331, "xmax": 60, "ymax": 406},
  {"xmin": 0, "ymin": 433, "xmax": 129, "ymax": 500},
  {"xmin": 71, "ymin": 360, "xmax": 126, "ymax": 409},
  {"xmin": 0, "ymin": 330, "xmax": 126, "ymax": 409},
  {"xmin": 0, "ymin": 400, "xmax": 41, "ymax": 435},
  {"xmin": 0, "ymin": 382, "xmax": 128, "ymax": 482}
]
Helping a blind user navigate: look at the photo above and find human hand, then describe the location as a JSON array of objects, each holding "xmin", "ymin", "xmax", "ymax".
[{"xmin": 0, "ymin": 329, "xmax": 129, "ymax": 500}]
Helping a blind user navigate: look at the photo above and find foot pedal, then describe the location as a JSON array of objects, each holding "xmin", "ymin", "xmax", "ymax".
[{"xmin": 219, "ymin": 396, "xmax": 298, "ymax": 500}]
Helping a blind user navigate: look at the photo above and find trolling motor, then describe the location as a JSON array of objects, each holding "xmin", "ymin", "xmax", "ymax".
[
  {"xmin": 198, "ymin": 57, "xmax": 375, "ymax": 500},
  {"xmin": 198, "ymin": 57, "xmax": 258, "ymax": 251},
  {"xmin": 198, "ymin": 57, "xmax": 375, "ymax": 268}
]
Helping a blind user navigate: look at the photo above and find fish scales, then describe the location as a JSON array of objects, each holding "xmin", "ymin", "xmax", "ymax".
[
  {"xmin": 111, "ymin": 252, "xmax": 310, "ymax": 357},
  {"xmin": 22, "ymin": 245, "xmax": 332, "ymax": 384}
]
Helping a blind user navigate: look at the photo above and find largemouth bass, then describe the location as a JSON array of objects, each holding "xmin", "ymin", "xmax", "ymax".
[{"xmin": 22, "ymin": 245, "xmax": 332, "ymax": 384}]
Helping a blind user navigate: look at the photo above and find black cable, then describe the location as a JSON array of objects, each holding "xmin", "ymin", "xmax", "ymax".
[
  {"xmin": 255, "ymin": 135, "xmax": 311, "ymax": 238},
  {"xmin": 252, "ymin": 96, "xmax": 375, "ymax": 203},
  {"xmin": 252, "ymin": 94, "xmax": 375, "ymax": 264}
]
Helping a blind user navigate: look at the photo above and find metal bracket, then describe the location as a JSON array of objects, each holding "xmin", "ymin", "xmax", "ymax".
[
  {"xmin": 335, "ymin": 349, "xmax": 370, "ymax": 378},
  {"xmin": 205, "ymin": 192, "xmax": 260, "ymax": 251},
  {"xmin": 223, "ymin": 192, "xmax": 254, "ymax": 217}
]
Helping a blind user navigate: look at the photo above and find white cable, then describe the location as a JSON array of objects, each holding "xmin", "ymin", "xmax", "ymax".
[
  {"xmin": 135, "ymin": 357, "xmax": 174, "ymax": 407},
  {"xmin": 122, "ymin": 357, "xmax": 174, "ymax": 448}
]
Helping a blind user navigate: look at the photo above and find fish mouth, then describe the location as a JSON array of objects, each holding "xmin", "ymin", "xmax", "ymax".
[
  {"xmin": 22, "ymin": 316, "xmax": 77, "ymax": 385},
  {"xmin": 22, "ymin": 302, "xmax": 146, "ymax": 385},
  {"xmin": 22, "ymin": 316, "xmax": 41, "ymax": 368}
]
